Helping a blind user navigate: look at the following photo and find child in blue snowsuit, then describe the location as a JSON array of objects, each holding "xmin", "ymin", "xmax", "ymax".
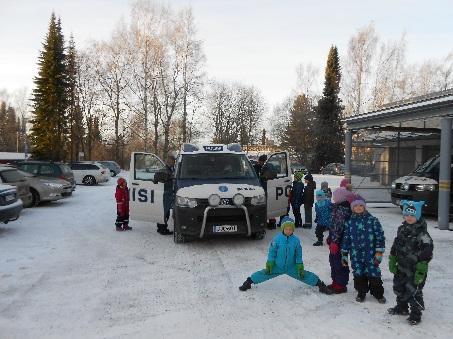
[
  {"xmin": 326, "ymin": 187, "xmax": 352, "ymax": 294},
  {"xmin": 313, "ymin": 189, "xmax": 332, "ymax": 246},
  {"xmin": 238, "ymin": 217, "xmax": 332, "ymax": 294},
  {"xmin": 341, "ymin": 198, "xmax": 386, "ymax": 303},
  {"xmin": 290, "ymin": 171, "xmax": 304, "ymax": 228}
]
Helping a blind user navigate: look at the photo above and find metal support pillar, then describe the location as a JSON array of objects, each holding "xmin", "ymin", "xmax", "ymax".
[
  {"xmin": 345, "ymin": 130, "xmax": 352, "ymax": 182},
  {"xmin": 438, "ymin": 117, "xmax": 452, "ymax": 230}
]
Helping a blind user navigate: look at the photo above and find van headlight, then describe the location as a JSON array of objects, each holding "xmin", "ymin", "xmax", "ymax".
[
  {"xmin": 251, "ymin": 194, "xmax": 266, "ymax": 206},
  {"xmin": 208, "ymin": 194, "xmax": 221, "ymax": 206},
  {"xmin": 391, "ymin": 181, "xmax": 396, "ymax": 189},
  {"xmin": 233, "ymin": 193, "xmax": 245, "ymax": 206},
  {"xmin": 415, "ymin": 184, "xmax": 437, "ymax": 192},
  {"xmin": 176, "ymin": 196, "xmax": 198, "ymax": 208}
]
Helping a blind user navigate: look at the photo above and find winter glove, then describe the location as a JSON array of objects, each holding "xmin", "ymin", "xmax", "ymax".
[
  {"xmin": 374, "ymin": 252, "xmax": 383, "ymax": 266},
  {"xmin": 296, "ymin": 263, "xmax": 304, "ymax": 278},
  {"xmin": 414, "ymin": 261, "xmax": 428, "ymax": 285},
  {"xmin": 265, "ymin": 261, "xmax": 275, "ymax": 275},
  {"xmin": 329, "ymin": 242, "xmax": 339, "ymax": 255},
  {"xmin": 388, "ymin": 255, "xmax": 398, "ymax": 274},
  {"xmin": 341, "ymin": 252, "xmax": 349, "ymax": 267}
]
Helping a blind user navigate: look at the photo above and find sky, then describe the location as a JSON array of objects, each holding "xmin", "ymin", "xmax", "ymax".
[{"xmin": 1, "ymin": 0, "xmax": 452, "ymax": 110}]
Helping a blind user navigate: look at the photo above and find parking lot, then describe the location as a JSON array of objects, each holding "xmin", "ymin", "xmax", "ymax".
[{"xmin": 1, "ymin": 174, "xmax": 452, "ymax": 338}]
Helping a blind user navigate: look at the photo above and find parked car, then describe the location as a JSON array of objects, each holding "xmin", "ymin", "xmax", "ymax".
[
  {"xmin": 320, "ymin": 163, "xmax": 345, "ymax": 175},
  {"xmin": 98, "ymin": 161, "xmax": 121, "ymax": 177},
  {"xmin": 16, "ymin": 161, "xmax": 76, "ymax": 195},
  {"xmin": 70, "ymin": 162, "xmax": 110, "ymax": 185},
  {"xmin": 0, "ymin": 166, "xmax": 33, "ymax": 207},
  {"xmin": 0, "ymin": 184, "xmax": 23, "ymax": 224},
  {"xmin": 18, "ymin": 170, "xmax": 71, "ymax": 206},
  {"xmin": 291, "ymin": 163, "xmax": 308, "ymax": 174}
]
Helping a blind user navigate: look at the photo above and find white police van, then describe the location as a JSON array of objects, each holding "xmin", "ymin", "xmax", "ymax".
[{"xmin": 129, "ymin": 143, "xmax": 292, "ymax": 243}]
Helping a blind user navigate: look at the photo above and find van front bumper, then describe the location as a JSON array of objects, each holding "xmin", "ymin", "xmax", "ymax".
[{"xmin": 174, "ymin": 204, "xmax": 266, "ymax": 238}]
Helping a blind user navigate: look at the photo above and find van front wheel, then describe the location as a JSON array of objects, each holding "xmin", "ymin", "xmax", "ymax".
[{"xmin": 173, "ymin": 230, "xmax": 186, "ymax": 244}]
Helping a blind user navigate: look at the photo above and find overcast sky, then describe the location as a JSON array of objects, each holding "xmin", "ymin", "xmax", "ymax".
[{"xmin": 1, "ymin": 0, "xmax": 452, "ymax": 109}]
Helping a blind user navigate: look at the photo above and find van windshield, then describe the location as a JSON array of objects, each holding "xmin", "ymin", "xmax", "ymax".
[
  {"xmin": 179, "ymin": 153, "xmax": 256, "ymax": 179},
  {"xmin": 413, "ymin": 156, "xmax": 439, "ymax": 175}
]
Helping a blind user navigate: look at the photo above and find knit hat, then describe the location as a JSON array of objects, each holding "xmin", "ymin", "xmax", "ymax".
[
  {"xmin": 402, "ymin": 200, "xmax": 425, "ymax": 221},
  {"xmin": 321, "ymin": 181, "xmax": 329, "ymax": 190},
  {"xmin": 280, "ymin": 216, "xmax": 295, "ymax": 231},
  {"xmin": 332, "ymin": 187, "xmax": 350, "ymax": 204},
  {"xmin": 294, "ymin": 171, "xmax": 304, "ymax": 182},
  {"xmin": 351, "ymin": 198, "xmax": 366, "ymax": 209},
  {"xmin": 304, "ymin": 173, "xmax": 313, "ymax": 181},
  {"xmin": 117, "ymin": 177, "xmax": 126, "ymax": 186},
  {"xmin": 315, "ymin": 189, "xmax": 326, "ymax": 198},
  {"xmin": 340, "ymin": 178, "xmax": 350, "ymax": 188}
]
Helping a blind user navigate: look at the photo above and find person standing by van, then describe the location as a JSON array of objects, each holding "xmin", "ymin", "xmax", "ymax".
[
  {"xmin": 157, "ymin": 155, "xmax": 176, "ymax": 235},
  {"xmin": 302, "ymin": 173, "xmax": 316, "ymax": 228}
]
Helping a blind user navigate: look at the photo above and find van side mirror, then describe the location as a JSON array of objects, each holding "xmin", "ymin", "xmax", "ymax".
[{"xmin": 154, "ymin": 171, "xmax": 170, "ymax": 184}]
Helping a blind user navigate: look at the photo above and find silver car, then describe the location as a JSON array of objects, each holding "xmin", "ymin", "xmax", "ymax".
[{"xmin": 19, "ymin": 170, "xmax": 71, "ymax": 206}]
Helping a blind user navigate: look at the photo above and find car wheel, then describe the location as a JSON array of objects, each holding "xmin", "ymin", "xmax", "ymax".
[
  {"xmin": 30, "ymin": 188, "xmax": 40, "ymax": 207},
  {"xmin": 251, "ymin": 230, "xmax": 266, "ymax": 240},
  {"xmin": 110, "ymin": 170, "xmax": 116, "ymax": 177},
  {"xmin": 82, "ymin": 175, "xmax": 96, "ymax": 186}
]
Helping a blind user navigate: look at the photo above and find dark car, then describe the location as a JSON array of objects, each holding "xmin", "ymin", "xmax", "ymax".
[
  {"xmin": 0, "ymin": 184, "xmax": 23, "ymax": 224},
  {"xmin": 17, "ymin": 161, "xmax": 76, "ymax": 196},
  {"xmin": 321, "ymin": 163, "xmax": 345, "ymax": 175},
  {"xmin": 98, "ymin": 161, "xmax": 121, "ymax": 177}
]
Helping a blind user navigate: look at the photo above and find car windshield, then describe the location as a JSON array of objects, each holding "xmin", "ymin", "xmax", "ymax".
[
  {"xmin": 413, "ymin": 156, "xmax": 439, "ymax": 174},
  {"xmin": 179, "ymin": 153, "xmax": 256, "ymax": 179},
  {"xmin": 1, "ymin": 169, "xmax": 25, "ymax": 182}
]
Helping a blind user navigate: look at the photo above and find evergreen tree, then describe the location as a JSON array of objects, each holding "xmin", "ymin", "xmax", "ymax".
[
  {"xmin": 30, "ymin": 13, "xmax": 68, "ymax": 160},
  {"xmin": 313, "ymin": 46, "xmax": 344, "ymax": 170},
  {"xmin": 66, "ymin": 35, "xmax": 84, "ymax": 161},
  {"xmin": 281, "ymin": 94, "xmax": 316, "ymax": 167}
]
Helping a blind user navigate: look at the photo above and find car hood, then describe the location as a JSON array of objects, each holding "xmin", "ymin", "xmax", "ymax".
[{"xmin": 176, "ymin": 183, "xmax": 265, "ymax": 199}]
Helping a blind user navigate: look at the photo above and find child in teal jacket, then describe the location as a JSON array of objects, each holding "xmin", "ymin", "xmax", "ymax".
[{"xmin": 239, "ymin": 217, "xmax": 332, "ymax": 294}]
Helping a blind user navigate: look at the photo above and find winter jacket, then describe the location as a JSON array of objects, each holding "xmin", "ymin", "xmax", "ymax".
[
  {"xmin": 115, "ymin": 185, "xmax": 130, "ymax": 217},
  {"xmin": 315, "ymin": 199, "xmax": 333, "ymax": 227},
  {"xmin": 267, "ymin": 232, "xmax": 303, "ymax": 271},
  {"xmin": 341, "ymin": 211, "xmax": 385, "ymax": 277},
  {"xmin": 304, "ymin": 181, "xmax": 316, "ymax": 206},
  {"xmin": 323, "ymin": 188, "xmax": 332, "ymax": 200},
  {"xmin": 327, "ymin": 201, "xmax": 351, "ymax": 245},
  {"xmin": 390, "ymin": 218, "xmax": 433, "ymax": 275},
  {"xmin": 290, "ymin": 181, "xmax": 304, "ymax": 208}
]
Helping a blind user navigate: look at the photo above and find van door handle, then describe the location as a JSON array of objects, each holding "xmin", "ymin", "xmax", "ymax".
[{"xmin": 132, "ymin": 182, "xmax": 139, "ymax": 186}]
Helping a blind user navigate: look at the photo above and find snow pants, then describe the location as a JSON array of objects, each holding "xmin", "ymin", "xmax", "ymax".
[
  {"xmin": 315, "ymin": 224, "xmax": 327, "ymax": 241},
  {"xmin": 304, "ymin": 205, "xmax": 313, "ymax": 226},
  {"xmin": 291, "ymin": 204, "xmax": 302, "ymax": 227},
  {"xmin": 329, "ymin": 252, "xmax": 350, "ymax": 287},
  {"xmin": 115, "ymin": 213, "xmax": 129, "ymax": 228},
  {"xmin": 251, "ymin": 267, "xmax": 319, "ymax": 287},
  {"xmin": 393, "ymin": 270, "xmax": 426, "ymax": 319},
  {"xmin": 354, "ymin": 275, "xmax": 384, "ymax": 298}
]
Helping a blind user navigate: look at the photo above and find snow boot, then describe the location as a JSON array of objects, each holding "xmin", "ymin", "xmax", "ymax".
[
  {"xmin": 356, "ymin": 293, "xmax": 366, "ymax": 302},
  {"xmin": 302, "ymin": 223, "xmax": 312, "ymax": 229},
  {"xmin": 377, "ymin": 296, "xmax": 387, "ymax": 304},
  {"xmin": 267, "ymin": 219, "xmax": 277, "ymax": 230},
  {"xmin": 316, "ymin": 280, "xmax": 333, "ymax": 295},
  {"xmin": 387, "ymin": 304, "xmax": 409, "ymax": 316},
  {"xmin": 160, "ymin": 228, "xmax": 173, "ymax": 235},
  {"xmin": 327, "ymin": 282, "xmax": 347, "ymax": 294},
  {"xmin": 116, "ymin": 225, "xmax": 123, "ymax": 231},
  {"xmin": 123, "ymin": 225, "xmax": 132, "ymax": 231},
  {"xmin": 239, "ymin": 277, "xmax": 253, "ymax": 291},
  {"xmin": 313, "ymin": 240, "xmax": 323, "ymax": 246},
  {"xmin": 407, "ymin": 313, "xmax": 421, "ymax": 325}
]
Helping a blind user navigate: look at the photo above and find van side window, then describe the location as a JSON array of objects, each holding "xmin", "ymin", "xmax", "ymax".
[{"xmin": 134, "ymin": 153, "xmax": 165, "ymax": 181}]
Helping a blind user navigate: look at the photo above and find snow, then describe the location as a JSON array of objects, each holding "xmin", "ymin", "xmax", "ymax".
[{"xmin": 1, "ymin": 174, "xmax": 452, "ymax": 338}]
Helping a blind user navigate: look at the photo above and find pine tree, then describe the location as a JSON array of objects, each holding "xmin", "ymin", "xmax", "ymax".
[
  {"xmin": 66, "ymin": 35, "xmax": 84, "ymax": 161},
  {"xmin": 313, "ymin": 46, "xmax": 344, "ymax": 170},
  {"xmin": 30, "ymin": 13, "xmax": 68, "ymax": 160}
]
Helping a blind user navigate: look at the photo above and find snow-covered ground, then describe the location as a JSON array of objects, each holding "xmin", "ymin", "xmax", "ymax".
[{"xmin": 1, "ymin": 174, "xmax": 452, "ymax": 339}]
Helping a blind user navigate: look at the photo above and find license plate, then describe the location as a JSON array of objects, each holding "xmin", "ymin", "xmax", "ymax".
[
  {"xmin": 5, "ymin": 194, "xmax": 14, "ymax": 202},
  {"xmin": 213, "ymin": 225, "xmax": 237, "ymax": 233}
]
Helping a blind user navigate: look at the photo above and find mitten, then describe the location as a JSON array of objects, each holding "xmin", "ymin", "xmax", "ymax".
[
  {"xmin": 265, "ymin": 261, "xmax": 274, "ymax": 275},
  {"xmin": 329, "ymin": 242, "xmax": 339, "ymax": 255},
  {"xmin": 296, "ymin": 263, "xmax": 304, "ymax": 278},
  {"xmin": 388, "ymin": 255, "xmax": 398, "ymax": 274},
  {"xmin": 341, "ymin": 252, "xmax": 349, "ymax": 267},
  {"xmin": 414, "ymin": 261, "xmax": 428, "ymax": 285},
  {"xmin": 374, "ymin": 252, "xmax": 383, "ymax": 266}
]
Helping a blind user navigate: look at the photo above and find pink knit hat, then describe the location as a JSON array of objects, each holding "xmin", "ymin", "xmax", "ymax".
[
  {"xmin": 340, "ymin": 178, "xmax": 350, "ymax": 188},
  {"xmin": 332, "ymin": 187, "xmax": 350, "ymax": 204}
]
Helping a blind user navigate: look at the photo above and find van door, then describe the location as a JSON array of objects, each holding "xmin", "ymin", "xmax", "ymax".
[
  {"xmin": 265, "ymin": 151, "xmax": 292, "ymax": 219},
  {"xmin": 129, "ymin": 152, "xmax": 166, "ymax": 224}
]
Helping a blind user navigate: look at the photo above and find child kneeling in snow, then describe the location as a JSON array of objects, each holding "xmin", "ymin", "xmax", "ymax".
[
  {"xmin": 388, "ymin": 200, "xmax": 433, "ymax": 325},
  {"xmin": 238, "ymin": 217, "xmax": 332, "ymax": 294},
  {"xmin": 341, "ymin": 198, "xmax": 386, "ymax": 303}
]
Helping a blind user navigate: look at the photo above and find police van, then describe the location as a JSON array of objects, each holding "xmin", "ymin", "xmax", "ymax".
[
  {"xmin": 391, "ymin": 153, "xmax": 453, "ymax": 215},
  {"xmin": 129, "ymin": 143, "xmax": 292, "ymax": 243}
]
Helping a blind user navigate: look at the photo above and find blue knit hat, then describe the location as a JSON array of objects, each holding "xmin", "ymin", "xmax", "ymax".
[
  {"xmin": 402, "ymin": 200, "xmax": 425, "ymax": 221},
  {"xmin": 280, "ymin": 216, "xmax": 295, "ymax": 231},
  {"xmin": 315, "ymin": 189, "xmax": 326, "ymax": 198}
]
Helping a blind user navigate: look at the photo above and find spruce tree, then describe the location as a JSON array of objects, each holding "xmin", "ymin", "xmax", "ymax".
[
  {"xmin": 313, "ymin": 46, "xmax": 344, "ymax": 170},
  {"xmin": 30, "ymin": 13, "xmax": 68, "ymax": 160}
]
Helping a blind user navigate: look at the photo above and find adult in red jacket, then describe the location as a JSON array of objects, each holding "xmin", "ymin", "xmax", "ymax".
[{"xmin": 115, "ymin": 177, "xmax": 132, "ymax": 231}]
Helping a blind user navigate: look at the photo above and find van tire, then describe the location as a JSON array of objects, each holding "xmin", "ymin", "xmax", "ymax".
[
  {"xmin": 173, "ymin": 230, "xmax": 187, "ymax": 244},
  {"xmin": 30, "ymin": 188, "xmax": 40, "ymax": 207},
  {"xmin": 251, "ymin": 230, "xmax": 266, "ymax": 240},
  {"xmin": 82, "ymin": 175, "xmax": 96, "ymax": 186}
]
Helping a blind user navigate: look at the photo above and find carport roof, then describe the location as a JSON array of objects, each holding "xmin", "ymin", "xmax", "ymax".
[{"xmin": 345, "ymin": 88, "xmax": 453, "ymax": 130}]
